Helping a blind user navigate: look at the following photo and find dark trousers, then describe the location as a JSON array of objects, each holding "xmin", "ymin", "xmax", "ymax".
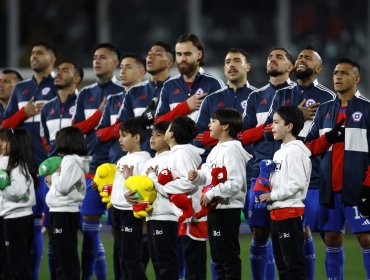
[
  {"xmin": 181, "ymin": 235, "xmax": 206, "ymax": 280},
  {"xmin": 50, "ymin": 212, "xmax": 80, "ymax": 280},
  {"xmin": 4, "ymin": 214, "xmax": 34, "ymax": 280},
  {"xmin": 0, "ymin": 217, "xmax": 11, "ymax": 280},
  {"xmin": 111, "ymin": 207, "xmax": 147, "ymax": 280},
  {"xmin": 148, "ymin": 220, "xmax": 179, "ymax": 280},
  {"xmin": 271, "ymin": 216, "xmax": 306, "ymax": 280},
  {"xmin": 208, "ymin": 208, "xmax": 241, "ymax": 280}
]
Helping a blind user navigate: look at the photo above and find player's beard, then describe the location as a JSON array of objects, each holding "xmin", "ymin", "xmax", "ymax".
[
  {"xmin": 294, "ymin": 68, "xmax": 314, "ymax": 80},
  {"xmin": 177, "ymin": 61, "xmax": 198, "ymax": 76},
  {"xmin": 267, "ymin": 69, "xmax": 283, "ymax": 77}
]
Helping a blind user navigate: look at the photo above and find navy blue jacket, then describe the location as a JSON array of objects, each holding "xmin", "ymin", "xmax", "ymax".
[
  {"xmin": 73, "ymin": 78, "xmax": 123, "ymax": 173},
  {"xmin": 305, "ymin": 91, "xmax": 370, "ymax": 205},
  {"xmin": 3, "ymin": 75, "xmax": 58, "ymax": 165}
]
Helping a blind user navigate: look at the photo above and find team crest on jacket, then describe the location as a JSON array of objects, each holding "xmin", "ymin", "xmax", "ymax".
[
  {"xmin": 42, "ymin": 87, "xmax": 51, "ymax": 95},
  {"xmin": 195, "ymin": 88, "xmax": 204, "ymax": 95},
  {"xmin": 352, "ymin": 111, "xmax": 363, "ymax": 122},
  {"xmin": 241, "ymin": 100, "xmax": 248, "ymax": 109},
  {"xmin": 306, "ymin": 99, "xmax": 316, "ymax": 106},
  {"xmin": 69, "ymin": 105, "xmax": 76, "ymax": 115}
]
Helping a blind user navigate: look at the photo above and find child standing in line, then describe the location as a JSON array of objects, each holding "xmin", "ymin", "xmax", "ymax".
[
  {"xmin": 110, "ymin": 117, "xmax": 152, "ymax": 280},
  {"xmin": 0, "ymin": 128, "xmax": 38, "ymax": 280},
  {"xmin": 157, "ymin": 116, "xmax": 205, "ymax": 279},
  {"xmin": 259, "ymin": 105, "xmax": 312, "ymax": 280},
  {"xmin": 188, "ymin": 109, "xmax": 252, "ymax": 279},
  {"xmin": 45, "ymin": 126, "xmax": 90, "ymax": 280},
  {"xmin": 145, "ymin": 121, "xmax": 180, "ymax": 279}
]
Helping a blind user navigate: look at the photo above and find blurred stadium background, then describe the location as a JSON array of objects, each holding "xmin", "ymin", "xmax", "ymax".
[{"xmin": 1, "ymin": 0, "xmax": 369, "ymax": 96}]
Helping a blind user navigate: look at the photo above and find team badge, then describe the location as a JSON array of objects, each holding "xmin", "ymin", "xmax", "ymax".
[
  {"xmin": 241, "ymin": 100, "xmax": 248, "ymax": 110},
  {"xmin": 195, "ymin": 88, "xmax": 204, "ymax": 95},
  {"xmin": 42, "ymin": 87, "xmax": 51, "ymax": 95},
  {"xmin": 306, "ymin": 99, "xmax": 316, "ymax": 106},
  {"xmin": 69, "ymin": 105, "xmax": 76, "ymax": 115},
  {"xmin": 352, "ymin": 111, "xmax": 363, "ymax": 122}
]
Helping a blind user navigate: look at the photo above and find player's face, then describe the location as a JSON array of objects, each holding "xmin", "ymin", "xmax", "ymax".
[
  {"xmin": 267, "ymin": 49, "xmax": 293, "ymax": 77},
  {"xmin": 333, "ymin": 63, "xmax": 360, "ymax": 94},
  {"xmin": 93, "ymin": 48, "xmax": 118, "ymax": 78},
  {"xmin": 30, "ymin": 46, "xmax": 55, "ymax": 73},
  {"xmin": 208, "ymin": 118, "xmax": 223, "ymax": 139},
  {"xmin": 0, "ymin": 73, "xmax": 18, "ymax": 102},
  {"xmin": 146, "ymin": 45, "xmax": 171, "ymax": 75},
  {"xmin": 175, "ymin": 41, "xmax": 202, "ymax": 75},
  {"xmin": 119, "ymin": 57, "xmax": 144, "ymax": 88},
  {"xmin": 294, "ymin": 49, "xmax": 322, "ymax": 79},
  {"xmin": 150, "ymin": 130, "xmax": 168, "ymax": 151},
  {"xmin": 272, "ymin": 112, "xmax": 290, "ymax": 141},
  {"xmin": 54, "ymin": 63, "xmax": 76, "ymax": 89},
  {"xmin": 224, "ymin": 52, "xmax": 250, "ymax": 84},
  {"xmin": 118, "ymin": 131, "xmax": 135, "ymax": 152}
]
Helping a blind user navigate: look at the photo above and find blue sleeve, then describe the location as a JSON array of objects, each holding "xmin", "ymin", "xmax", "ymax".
[
  {"xmin": 305, "ymin": 107, "xmax": 321, "ymax": 142},
  {"xmin": 97, "ymin": 97, "xmax": 113, "ymax": 129},
  {"xmin": 40, "ymin": 107, "xmax": 50, "ymax": 144},
  {"xmin": 265, "ymin": 92, "xmax": 279, "ymax": 126},
  {"xmin": 155, "ymin": 85, "xmax": 170, "ymax": 117},
  {"xmin": 119, "ymin": 92, "xmax": 135, "ymax": 121},
  {"xmin": 196, "ymin": 96, "xmax": 211, "ymax": 133},
  {"xmin": 4, "ymin": 86, "xmax": 20, "ymax": 119},
  {"xmin": 243, "ymin": 93, "xmax": 258, "ymax": 129},
  {"xmin": 72, "ymin": 89, "xmax": 86, "ymax": 123}
]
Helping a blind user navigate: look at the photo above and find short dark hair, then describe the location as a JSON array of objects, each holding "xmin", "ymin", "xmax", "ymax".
[
  {"xmin": 336, "ymin": 58, "xmax": 361, "ymax": 74},
  {"xmin": 121, "ymin": 52, "xmax": 146, "ymax": 72},
  {"xmin": 275, "ymin": 105, "xmax": 304, "ymax": 137},
  {"xmin": 93, "ymin": 43, "xmax": 121, "ymax": 61},
  {"xmin": 169, "ymin": 116, "xmax": 198, "ymax": 144},
  {"xmin": 153, "ymin": 121, "xmax": 170, "ymax": 134},
  {"xmin": 212, "ymin": 109, "xmax": 243, "ymax": 138},
  {"xmin": 176, "ymin": 33, "xmax": 205, "ymax": 66},
  {"xmin": 303, "ymin": 45, "xmax": 317, "ymax": 52},
  {"xmin": 152, "ymin": 42, "xmax": 175, "ymax": 61},
  {"xmin": 63, "ymin": 61, "xmax": 84, "ymax": 83},
  {"xmin": 55, "ymin": 127, "xmax": 87, "ymax": 156},
  {"xmin": 32, "ymin": 41, "xmax": 57, "ymax": 57},
  {"xmin": 120, "ymin": 117, "xmax": 146, "ymax": 144},
  {"xmin": 2, "ymin": 69, "xmax": 23, "ymax": 81},
  {"xmin": 270, "ymin": 47, "xmax": 294, "ymax": 65},
  {"xmin": 227, "ymin": 48, "xmax": 249, "ymax": 63}
]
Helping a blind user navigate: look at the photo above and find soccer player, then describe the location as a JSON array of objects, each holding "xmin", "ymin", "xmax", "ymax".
[
  {"xmin": 240, "ymin": 47, "xmax": 295, "ymax": 280},
  {"xmin": 72, "ymin": 43, "xmax": 123, "ymax": 280},
  {"xmin": 0, "ymin": 69, "xmax": 23, "ymax": 122},
  {"xmin": 155, "ymin": 33, "xmax": 224, "ymax": 123},
  {"xmin": 305, "ymin": 58, "xmax": 370, "ymax": 280}
]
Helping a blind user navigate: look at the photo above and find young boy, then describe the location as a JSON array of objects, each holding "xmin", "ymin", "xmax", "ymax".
[
  {"xmin": 259, "ymin": 105, "xmax": 312, "ymax": 280},
  {"xmin": 156, "ymin": 116, "xmax": 206, "ymax": 279},
  {"xmin": 144, "ymin": 121, "xmax": 179, "ymax": 279},
  {"xmin": 188, "ymin": 108, "xmax": 252, "ymax": 279},
  {"xmin": 110, "ymin": 117, "xmax": 152, "ymax": 280}
]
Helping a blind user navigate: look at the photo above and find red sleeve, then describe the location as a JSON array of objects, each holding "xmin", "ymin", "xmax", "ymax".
[
  {"xmin": 195, "ymin": 130, "xmax": 218, "ymax": 147},
  {"xmin": 96, "ymin": 121, "xmax": 122, "ymax": 142},
  {"xmin": 305, "ymin": 134, "xmax": 332, "ymax": 156},
  {"xmin": 41, "ymin": 136, "xmax": 51, "ymax": 153},
  {"xmin": 154, "ymin": 101, "xmax": 191, "ymax": 123},
  {"xmin": 1, "ymin": 107, "xmax": 28, "ymax": 128},
  {"xmin": 363, "ymin": 166, "xmax": 370, "ymax": 187},
  {"xmin": 238, "ymin": 124, "xmax": 265, "ymax": 145},
  {"xmin": 73, "ymin": 110, "xmax": 102, "ymax": 134}
]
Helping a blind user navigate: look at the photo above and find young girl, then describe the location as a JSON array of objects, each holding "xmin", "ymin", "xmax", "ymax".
[
  {"xmin": 0, "ymin": 128, "xmax": 38, "ymax": 280},
  {"xmin": 45, "ymin": 126, "xmax": 90, "ymax": 280}
]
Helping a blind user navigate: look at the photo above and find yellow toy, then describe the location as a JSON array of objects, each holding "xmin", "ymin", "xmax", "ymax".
[
  {"xmin": 124, "ymin": 175, "xmax": 157, "ymax": 218},
  {"xmin": 93, "ymin": 163, "xmax": 117, "ymax": 208}
]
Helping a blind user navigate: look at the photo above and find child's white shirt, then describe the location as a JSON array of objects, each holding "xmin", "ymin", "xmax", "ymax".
[
  {"xmin": 269, "ymin": 140, "xmax": 312, "ymax": 210},
  {"xmin": 195, "ymin": 140, "xmax": 252, "ymax": 209},
  {"xmin": 145, "ymin": 151, "xmax": 177, "ymax": 221},
  {"xmin": 111, "ymin": 151, "xmax": 152, "ymax": 210},
  {"xmin": 0, "ymin": 163, "xmax": 36, "ymax": 219},
  {"xmin": 46, "ymin": 155, "xmax": 91, "ymax": 212}
]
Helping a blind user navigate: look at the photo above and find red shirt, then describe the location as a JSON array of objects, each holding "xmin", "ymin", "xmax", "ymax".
[{"xmin": 331, "ymin": 107, "xmax": 346, "ymax": 192}]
